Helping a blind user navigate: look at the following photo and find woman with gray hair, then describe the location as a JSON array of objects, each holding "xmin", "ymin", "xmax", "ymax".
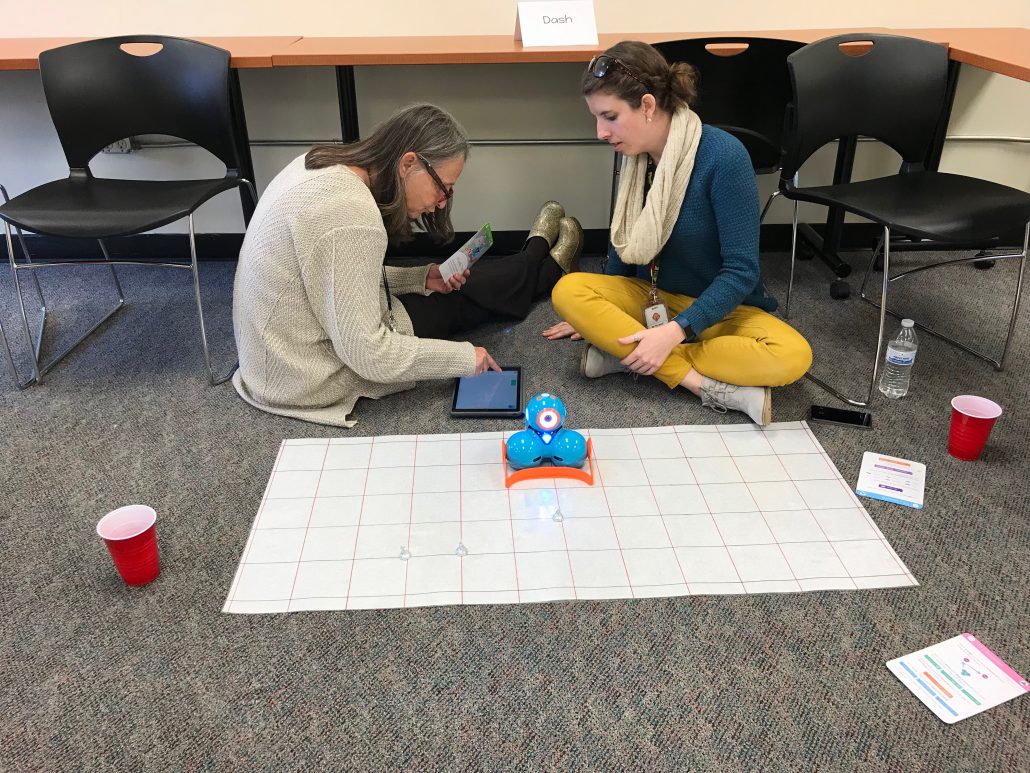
[{"xmin": 232, "ymin": 103, "xmax": 581, "ymax": 427}]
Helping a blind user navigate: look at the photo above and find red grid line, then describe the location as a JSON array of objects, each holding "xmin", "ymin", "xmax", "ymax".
[
  {"xmin": 801, "ymin": 423, "xmax": 916, "ymax": 583},
  {"xmin": 226, "ymin": 440, "xmax": 288, "ymax": 608},
  {"xmin": 284, "ymin": 440, "xmax": 332, "ymax": 613},
  {"xmin": 553, "ymin": 478, "xmax": 579, "ymax": 601},
  {"xmin": 720, "ymin": 433, "xmax": 803, "ymax": 593},
  {"xmin": 629, "ymin": 429, "xmax": 691, "ymax": 593},
  {"xmin": 676, "ymin": 430, "xmax": 748, "ymax": 590},
  {"xmin": 401, "ymin": 435, "xmax": 419, "ymax": 609},
  {"xmin": 797, "ymin": 423, "xmax": 912, "ymax": 581},
  {"xmin": 771, "ymin": 475, "xmax": 859, "ymax": 590},
  {"xmin": 458, "ymin": 432, "xmax": 463, "ymax": 604},
  {"xmin": 505, "ymin": 486, "xmax": 523, "ymax": 604},
  {"xmin": 343, "ymin": 436, "xmax": 377, "ymax": 611},
  {"xmin": 588, "ymin": 435, "xmax": 636, "ymax": 598}
]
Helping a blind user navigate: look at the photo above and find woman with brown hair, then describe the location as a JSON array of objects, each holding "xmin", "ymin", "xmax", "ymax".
[
  {"xmin": 233, "ymin": 103, "xmax": 582, "ymax": 427},
  {"xmin": 544, "ymin": 41, "xmax": 811, "ymax": 425}
]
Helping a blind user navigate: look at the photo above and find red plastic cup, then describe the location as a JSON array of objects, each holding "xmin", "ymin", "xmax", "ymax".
[
  {"xmin": 96, "ymin": 505, "xmax": 160, "ymax": 586},
  {"xmin": 948, "ymin": 396, "xmax": 1002, "ymax": 461}
]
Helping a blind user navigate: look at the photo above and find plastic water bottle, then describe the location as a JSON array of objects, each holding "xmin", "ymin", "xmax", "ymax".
[{"xmin": 878, "ymin": 319, "xmax": 918, "ymax": 398}]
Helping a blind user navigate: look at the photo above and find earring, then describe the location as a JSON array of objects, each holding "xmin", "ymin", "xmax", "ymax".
[{"xmin": 646, "ymin": 117, "xmax": 652, "ymax": 123}]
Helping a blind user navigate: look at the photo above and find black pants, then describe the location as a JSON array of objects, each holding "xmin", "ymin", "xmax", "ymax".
[{"xmin": 398, "ymin": 237, "xmax": 562, "ymax": 339}]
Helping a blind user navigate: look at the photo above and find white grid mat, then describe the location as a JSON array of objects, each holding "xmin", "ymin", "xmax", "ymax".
[{"xmin": 224, "ymin": 421, "xmax": 917, "ymax": 613}]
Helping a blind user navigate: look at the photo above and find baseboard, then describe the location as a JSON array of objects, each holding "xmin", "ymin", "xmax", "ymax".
[{"xmin": 6, "ymin": 225, "xmax": 1021, "ymax": 264}]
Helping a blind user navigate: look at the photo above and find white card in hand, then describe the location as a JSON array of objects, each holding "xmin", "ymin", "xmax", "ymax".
[{"xmin": 438, "ymin": 223, "xmax": 493, "ymax": 281}]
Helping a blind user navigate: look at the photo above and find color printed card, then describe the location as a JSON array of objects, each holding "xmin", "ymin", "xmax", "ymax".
[
  {"xmin": 887, "ymin": 633, "xmax": 1029, "ymax": 723},
  {"xmin": 856, "ymin": 452, "xmax": 925, "ymax": 509}
]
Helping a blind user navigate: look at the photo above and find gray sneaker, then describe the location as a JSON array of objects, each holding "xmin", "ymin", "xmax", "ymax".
[
  {"xmin": 580, "ymin": 345, "xmax": 627, "ymax": 378},
  {"xmin": 700, "ymin": 376, "xmax": 772, "ymax": 426}
]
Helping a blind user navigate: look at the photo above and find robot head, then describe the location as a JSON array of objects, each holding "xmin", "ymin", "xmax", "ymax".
[{"xmin": 525, "ymin": 393, "xmax": 567, "ymax": 437}]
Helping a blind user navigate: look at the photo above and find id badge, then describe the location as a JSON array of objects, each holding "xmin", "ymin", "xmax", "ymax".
[{"xmin": 642, "ymin": 301, "xmax": 670, "ymax": 329}]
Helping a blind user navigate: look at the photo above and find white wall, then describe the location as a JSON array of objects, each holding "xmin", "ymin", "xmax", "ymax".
[
  {"xmin": 4, "ymin": 0, "xmax": 1028, "ymax": 37},
  {"xmin": 1, "ymin": 1, "xmax": 1028, "ymax": 237}
]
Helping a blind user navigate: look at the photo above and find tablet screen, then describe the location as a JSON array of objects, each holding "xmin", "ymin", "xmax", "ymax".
[{"xmin": 452, "ymin": 368, "xmax": 522, "ymax": 416}]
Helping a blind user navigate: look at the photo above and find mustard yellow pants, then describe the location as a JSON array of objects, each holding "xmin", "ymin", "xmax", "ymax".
[{"xmin": 552, "ymin": 273, "xmax": 813, "ymax": 388}]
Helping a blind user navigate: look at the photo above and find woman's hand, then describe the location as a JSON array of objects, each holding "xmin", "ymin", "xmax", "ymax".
[
  {"xmin": 541, "ymin": 321, "xmax": 582, "ymax": 341},
  {"xmin": 426, "ymin": 264, "xmax": 469, "ymax": 294},
  {"xmin": 473, "ymin": 346, "xmax": 501, "ymax": 375},
  {"xmin": 617, "ymin": 321, "xmax": 686, "ymax": 376}
]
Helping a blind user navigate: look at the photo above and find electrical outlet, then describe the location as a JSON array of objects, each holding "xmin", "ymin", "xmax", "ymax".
[{"xmin": 101, "ymin": 138, "xmax": 139, "ymax": 154}]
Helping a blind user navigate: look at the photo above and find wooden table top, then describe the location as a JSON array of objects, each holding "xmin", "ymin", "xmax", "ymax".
[
  {"xmin": 1, "ymin": 29, "xmax": 1026, "ymax": 81},
  {"xmin": 889, "ymin": 27, "xmax": 1030, "ymax": 81},
  {"xmin": 270, "ymin": 29, "xmax": 890, "ymax": 66},
  {"xmin": 0, "ymin": 36, "xmax": 301, "ymax": 70}
]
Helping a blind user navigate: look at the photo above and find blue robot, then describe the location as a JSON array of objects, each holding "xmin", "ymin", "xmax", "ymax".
[{"xmin": 505, "ymin": 393, "xmax": 588, "ymax": 470}]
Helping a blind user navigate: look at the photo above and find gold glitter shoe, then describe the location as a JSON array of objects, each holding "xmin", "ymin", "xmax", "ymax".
[
  {"xmin": 551, "ymin": 216, "xmax": 583, "ymax": 273},
  {"xmin": 527, "ymin": 200, "xmax": 565, "ymax": 247}
]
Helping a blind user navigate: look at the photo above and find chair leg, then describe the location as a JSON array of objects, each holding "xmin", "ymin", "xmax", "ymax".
[
  {"xmin": 998, "ymin": 222, "xmax": 1029, "ymax": 370},
  {"xmin": 759, "ymin": 189, "xmax": 780, "ymax": 224},
  {"xmin": 858, "ymin": 234, "xmax": 886, "ymax": 300},
  {"xmin": 1, "ymin": 234, "xmax": 42, "ymax": 389},
  {"xmin": 1, "ymin": 184, "xmax": 47, "ymax": 387},
  {"xmin": 785, "ymin": 199, "xmax": 799, "ymax": 319},
  {"xmin": 4, "ymin": 221, "xmax": 125, "ymax": 385},
  {"xmin": 188, "ymin": 214, "xmax": 237, "ymax": 386},
  {"xmin": 804, "ymin": 225, "xmax": 891, "ymax": 408},
  {"xmin": 97, "ymin": 238, "xmax": 127, "ymax": 301},
  {"xmin": 858, "ymin": 222, "xmax": 1029, "ymax": 370},
  {"xmin": 0, "ymin": 318, "xmax": 26, "ymax": 388}
]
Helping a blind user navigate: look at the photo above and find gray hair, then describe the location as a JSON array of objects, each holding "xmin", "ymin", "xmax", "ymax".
[{"xmin": 306, "ymin": 103, "xmax": 470, "ymax": 243}]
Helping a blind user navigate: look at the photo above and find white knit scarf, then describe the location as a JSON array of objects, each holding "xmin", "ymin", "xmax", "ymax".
[{"xmin": 609, "ymin": 107, "xmax": 702, "ymax": 265}]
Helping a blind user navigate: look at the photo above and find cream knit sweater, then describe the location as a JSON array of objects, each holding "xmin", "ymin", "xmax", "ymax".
[{"xmin": 232, "ymin": 155, "xmax": 477, "ymax": 427}]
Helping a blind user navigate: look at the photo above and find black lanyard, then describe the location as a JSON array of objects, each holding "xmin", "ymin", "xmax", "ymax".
[
  {"xmin": 381, "ymin": 266, "xmax": 397, "ymax": 331},
  {"xmin": 643, "ymin": 159, "xmax": 659, "ymax": 296}
]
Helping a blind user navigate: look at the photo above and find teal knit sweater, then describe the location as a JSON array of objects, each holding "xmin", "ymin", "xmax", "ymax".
[{"xmin": 605, "ymin": 124, "xmax": 777, "ymax": 337}]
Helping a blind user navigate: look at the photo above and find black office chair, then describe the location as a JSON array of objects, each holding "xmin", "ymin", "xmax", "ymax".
[
  {"xmin": 0, "ymin": 35, "xmax": 257, "ymax": 387},
  {"xmin": 653, "ymin": 38, "xmax": 803, "ymax": 222},
  {"xmin": 779, "ymin": 33, "xmax": 1030, "ymax": 407}
]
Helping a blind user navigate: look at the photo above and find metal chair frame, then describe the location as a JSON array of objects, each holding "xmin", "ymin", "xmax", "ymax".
[
  {"xmin": 856, "ymin": 225, "xmax": 1029, "ymax": 370},
  {"xmin": 1, "ymin": 180, "xmax": 255, "ymax": 387},
  {"xmin": 785, "ymin": 203, "xmax": 1029, "ymax": 407},
  {"xmin": 0, "ymin": 35, "xmax": 259, "ymax": 388},
  {"xmin": 778, "ymin": 33, "xmax": 1030, "ymax": 407}
]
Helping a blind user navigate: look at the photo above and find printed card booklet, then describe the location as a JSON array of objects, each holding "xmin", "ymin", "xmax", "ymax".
[
  {"xmin": 438, "ymin": 223, "xmax": 493, "ymax": 280},
  {"xmin": 856, "ymin": 452, "xmax": 926, "ymax": 509},
  {"xmin": 887, "ymin": 633, "xmax": 1029, "ymax": 723}
]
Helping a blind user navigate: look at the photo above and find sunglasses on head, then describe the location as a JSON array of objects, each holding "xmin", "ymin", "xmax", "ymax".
[
  {"xmin": 588, "ymin": 55, "xmax": 648, "ymax": 89},
  {"xmin": 416, "ymin": 152, "xmax": 454, "ymax": 201}
]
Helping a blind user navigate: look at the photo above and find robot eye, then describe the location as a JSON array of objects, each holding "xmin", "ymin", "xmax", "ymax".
[{"xmin": 537, "ymin": 408, "xmax": 560, "ymax": 430}]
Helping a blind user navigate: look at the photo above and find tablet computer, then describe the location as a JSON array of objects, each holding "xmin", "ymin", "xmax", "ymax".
[{"xmin": 450, "ymin": 367, "xmax": 523, "ymax": 418}]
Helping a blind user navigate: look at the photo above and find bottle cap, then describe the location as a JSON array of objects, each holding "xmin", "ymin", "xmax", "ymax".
[{"xmin": 901, "ymin": 319, "xmax": 915, "ymax": 327}]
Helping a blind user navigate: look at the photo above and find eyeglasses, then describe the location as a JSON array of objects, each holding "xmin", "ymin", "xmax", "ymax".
[
  {"xmin": 416, "ymin": 153, "xmax": 454, "ymax": 201},
  {"xmin": 587, "ymin": 55, "xmax": 649, "ymax": 89}
]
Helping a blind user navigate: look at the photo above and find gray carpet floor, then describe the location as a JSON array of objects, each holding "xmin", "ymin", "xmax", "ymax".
[{"xmin": 1, "ymin": 247, "xmax": 1027, "ymax": 771}]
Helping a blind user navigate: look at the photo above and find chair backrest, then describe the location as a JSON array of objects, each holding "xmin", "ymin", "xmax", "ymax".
[
  {"xmin": 654, "ymin": 37, "xmax": 803, "ymax": 174},
  {"xmin": 780, "ymin": 33, "xmax": 949, "ymax": 181},
  {"xmin": 38, "ymin": 36, "xmax": 241, "ymax": 174}
]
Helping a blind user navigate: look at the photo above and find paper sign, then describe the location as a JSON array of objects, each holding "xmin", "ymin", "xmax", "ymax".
[
  {"xmin": 855, "ymin": 451, "xmax": 925, "ymax": 509},
  {"xmin": 887, "ymin": 633, "xmax": 1029, "ymax": 723},
  {"xmin": 515, "ymin": 1, "xmax": 598, "ymax": 47}
]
